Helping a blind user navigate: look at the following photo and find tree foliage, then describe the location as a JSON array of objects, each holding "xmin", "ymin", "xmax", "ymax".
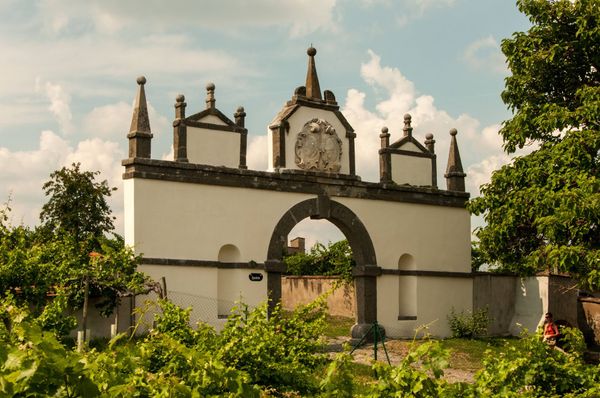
[
  {"xmin": 284, "ymin": 240, "xmax": 355, "ymax": 283},
  {"xmin": 0, "ymin": 166, "xmax": 149, "ymax": 336},
  {"xmin": 2, "ymin": 296, "xmax": 599, "ymax": 397},
  {"xmin": 40, "ymin": 162, "xmax": 115, "ymax": 249},
  {"xmin": 469, "ymin": 0, "xmax": 600, "ymax": 289}
]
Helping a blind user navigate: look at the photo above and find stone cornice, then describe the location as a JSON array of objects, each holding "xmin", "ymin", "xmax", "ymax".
[{"xmin": 122, "ymin": 158, "xmax": 469, "ymax": 207}]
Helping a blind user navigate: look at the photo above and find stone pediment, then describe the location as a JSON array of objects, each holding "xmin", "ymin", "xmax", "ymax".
[
  {"xmin": 269, "ymin": 96, "xmax": 354, "ymax": 137},
  {"xmin": 389, "ymin": 135, "xmax": 430, "ymax": 154},
  {"xmin": 185, "ymin": 107, "xmax": 241, "ymax": 132}
]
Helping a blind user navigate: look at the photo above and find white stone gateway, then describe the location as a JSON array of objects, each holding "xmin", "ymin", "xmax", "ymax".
[{"xmin": 123, "ymin": 47, "xmax": 472, "ymax": 338}]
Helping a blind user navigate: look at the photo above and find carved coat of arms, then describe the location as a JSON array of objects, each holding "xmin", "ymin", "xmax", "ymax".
[{"xmin": 294, "ymin": 118, "xmax": 342, "ymax": 172}]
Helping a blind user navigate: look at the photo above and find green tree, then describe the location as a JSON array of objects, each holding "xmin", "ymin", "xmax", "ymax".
[
  {"xmin": 284, "ymin": 240, "xmax": 355, "ymax": 283},
  {"xmin": 0, "ymin": 165, "xmax": 149, "ymax": 335},
  {"xmin": 469, "ymin": 0, "xmax": 600, "ymax": 290},
  {"xmin": 40, "ymin": 162, "xmax": 115, "ymax": 249}
]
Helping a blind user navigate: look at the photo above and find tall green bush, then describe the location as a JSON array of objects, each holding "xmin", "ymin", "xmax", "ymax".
[
  {"xmin": 284, "ymin": 239, "xmax": 355, "ymax": 283},
  {"xmin": 473, "ymin": 329, "xmax": 600, "ymax": 397},
  {"xmin": 447, "ymin": 307, "xmax": 490, "ymax": 339}
]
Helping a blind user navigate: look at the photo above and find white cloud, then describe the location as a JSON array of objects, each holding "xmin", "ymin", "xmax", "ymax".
[
  {"xmin": 83, "ymin": 102, "xmax": 131, "ymax": 138},
  {"xmin": 466, "ymin": 153, "xmax": 510, "ymax": 197},
  {"xmin": 342, "ymin": 50, "xmax": 506, "ymax": 185},
  {"xmin": 35, "ymin": 0, "xmax": 338, "ymax": 38},
  {"xmin": 394, "ymin": 0, "xmax": 456, "ymax": 26},
  {"xmin": 0, "ymin": 35, "xmax": 244, "ymax": 106},
  {"xmin": 413, "ymin": 0, "xmax": 455, "ymax": 11},
  {"xmin": 243, "ymin": 50, "xmax": 507, "ymax": 197},
  {"xmin": 463, "ymin": 36, "xmax": 507, "ymax": 74},
  {"xmin": 246, "ymin": 135, "xmax": 268, "ymax": 171},
  {"xmin": 36, "ymin": 80, "xmax": 74, "ymax": 135},
  {"xmin": 289, "ymin": 218, "xmax": 345, "ymax": 252},
  {"xmin": 82, "ymin": 100, "xmax": 170, "ymax": 140},
  {"xmin": 0, "ymin": 131, "xmax": 125, "ymax": 232}
]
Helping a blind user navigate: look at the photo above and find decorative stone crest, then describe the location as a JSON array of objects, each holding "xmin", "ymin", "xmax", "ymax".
[{"xmin": 294, "ymin": 118, "xmax": 342, "ymax": 172}]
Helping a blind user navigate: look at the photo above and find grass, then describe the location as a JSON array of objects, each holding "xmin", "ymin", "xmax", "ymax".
[
  {"xmin": 322, "ymin": 314, "xmax": 355, "ymax": 338},
  {"xmin": 320, "ymin": 315, "xmax": 522, "ymax": 374},
  {"xmin": 439, "ymin": 337, "xmax": 521, "ymax": 371}
]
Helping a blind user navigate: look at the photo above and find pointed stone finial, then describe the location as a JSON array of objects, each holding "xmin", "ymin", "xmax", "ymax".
[
  {"xmin": 206, "ymin": 82, "xmax": 216, "ymax": 110},
  {"xmin": 445, "ymin": 128, "xmax": 466, "ymax": 191},
  {"xmin": 424, "ymin": 133, "xmax": 435, "ymax": 153},
  {"xmin": 129, "ymin": 76, "xmax": 151, "ymax": 135},
  {"xmin": 403, "ymin": 114, "xmax": 413, "ymax": 137},
  {"xmin": 305, "ymin": 46, "xmax": 322, "ymax": 100},
  {"xmin": 127, "ymin": 76, "xmax": 152, "ymax": 158}
]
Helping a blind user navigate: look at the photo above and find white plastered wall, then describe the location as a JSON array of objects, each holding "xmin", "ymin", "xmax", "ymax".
[
  {"xmin": 268, "ymin": 107, "xmax": 351, "ymax": 174},
  {"xmin": 125, "ymin": 177, "xmax": 471, "ymax": 337},
  {"xmin": 138, "ymin": 264, "xmax": 217, "ymax": 325},
  {"xmin": 125, "ymin": 178, "xmax": 312, "ymax": 261},
  {"xmin": 391, "ymin": 155, "xmax": 432, "ymax": 186},
  {"xmin": 186, "ymin": 125, "xmax": 240, "ymax": 167},
  {"xmin": 335, "ymin": 197, "xmax": 470, "ymax": 272},
  {"xmin": 509, "ymin": 277, "xmax": 548, "ymax": 335},
  {"xmin": 136, "ymin": 265, "xmax": 266, "ymax": 331},
  {"xmin": 125, "ymin": 178, "xmax": 310, "ymax": 330},
  {"xmin": 377, "ymin": 275, "xmax": 472, "ymax": 337},
  {"xmin": 335, "ymin": 196, "xmax": 471, "ymax": 337},
  {"xmin": 217, "ymin": 269, "xmax": 266, "ymax": 317}
]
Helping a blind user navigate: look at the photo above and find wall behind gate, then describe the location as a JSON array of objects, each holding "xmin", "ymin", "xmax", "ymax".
[
  {"xmin": 281, "ymin": 276, "xmax": 355, "ymax": 318},
  {"xmin": 473, "ymin": 274, "xmax": 579, "ymax": 336}
]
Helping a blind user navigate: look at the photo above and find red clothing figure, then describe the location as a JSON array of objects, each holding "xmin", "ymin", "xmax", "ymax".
[{"xmin": 543, "ymin": 312, "xmax": 559, "ymax": 343}]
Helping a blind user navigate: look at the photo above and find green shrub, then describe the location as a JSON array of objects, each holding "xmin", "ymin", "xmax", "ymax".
[
  {"xmin": 365, "ymin": 339, "xmax": 452, "ymax": 398},
  {"xmin": 447, "ymin": 307, "xmax": 490, "ymax": 339},
  {"xmin": 473, "ymin": 329, "xmax": 600, "ymax": 397},
  {"xmin": 217, "ymin": 297, "xmax": 327, "ymax": 394},
  {"xmin": 318, "ymin": 352, "xmax": 356, "ymax": 398},
  {"xmin": 284, "ymin": 240, "xmax": 354, "ymax": 283}
]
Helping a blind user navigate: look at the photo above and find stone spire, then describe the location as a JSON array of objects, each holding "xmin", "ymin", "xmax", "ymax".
[
  {"xmin": 127, "ymin": 76, "xmax": 153, "ymax": 158},
  {"xmin": 305, "ymin": 46, "xmax": 322, "ymax": 100},
  {"xmin": 444, "ymin": 128, "xmax": 466, "ymax": 191}
]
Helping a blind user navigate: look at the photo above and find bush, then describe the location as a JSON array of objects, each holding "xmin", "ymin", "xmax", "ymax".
[
  {"xmin": 284, "ymin": 240, "xmax": 354, "ymax": 283},
  {"xmin": 473, "ymin": 328, "xmax": 600, "ymax": 397},
  {"xmin": 447, "ymin": 307, "xmax": 490, "ymax": 339},
  {"xmin": 3, "ymin": 295, "xmax": 600, "ymax": 397},
  {"xmin": 217, "ymin": 297, "xmax": 327, "ymax": 394}
]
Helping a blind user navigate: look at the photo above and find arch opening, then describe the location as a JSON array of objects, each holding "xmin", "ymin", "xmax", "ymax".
[
  {"xmin": 283, "ymin": 218, "xmax": 354, "ymax": 320},
  {"xmin": 266, "ymin": 196, "xmax": 380, "ymax": 338}
]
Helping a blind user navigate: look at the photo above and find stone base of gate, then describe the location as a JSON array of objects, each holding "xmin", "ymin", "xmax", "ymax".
[{"xmin": 350, "ymin": 322, "xmax": 386, "ymax": 344}]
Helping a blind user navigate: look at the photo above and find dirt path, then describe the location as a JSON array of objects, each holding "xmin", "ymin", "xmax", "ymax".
[{"xmin": 324, "ymin": 336, "xmax": 476, "ymax": 383}]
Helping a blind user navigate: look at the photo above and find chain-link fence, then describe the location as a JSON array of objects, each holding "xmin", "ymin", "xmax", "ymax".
[{"xmin": 132, "ymin": 289, "xmax": 256, "ymax": 333}]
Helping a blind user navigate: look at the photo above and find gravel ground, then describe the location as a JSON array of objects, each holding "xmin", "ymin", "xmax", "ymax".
[{"xmin": 324, "ymin": 336, "xmax": 476, "ymax": 383}]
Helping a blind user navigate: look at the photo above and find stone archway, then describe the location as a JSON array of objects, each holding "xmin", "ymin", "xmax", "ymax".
[{"xmin": 266, "ymin": 195, "xmax": 382, "ymax": 338}]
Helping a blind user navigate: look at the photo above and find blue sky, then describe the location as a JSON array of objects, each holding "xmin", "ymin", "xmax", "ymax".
[{"xmin": 0, "ymin": 0, "xmax": 531, "ymax": 248}]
